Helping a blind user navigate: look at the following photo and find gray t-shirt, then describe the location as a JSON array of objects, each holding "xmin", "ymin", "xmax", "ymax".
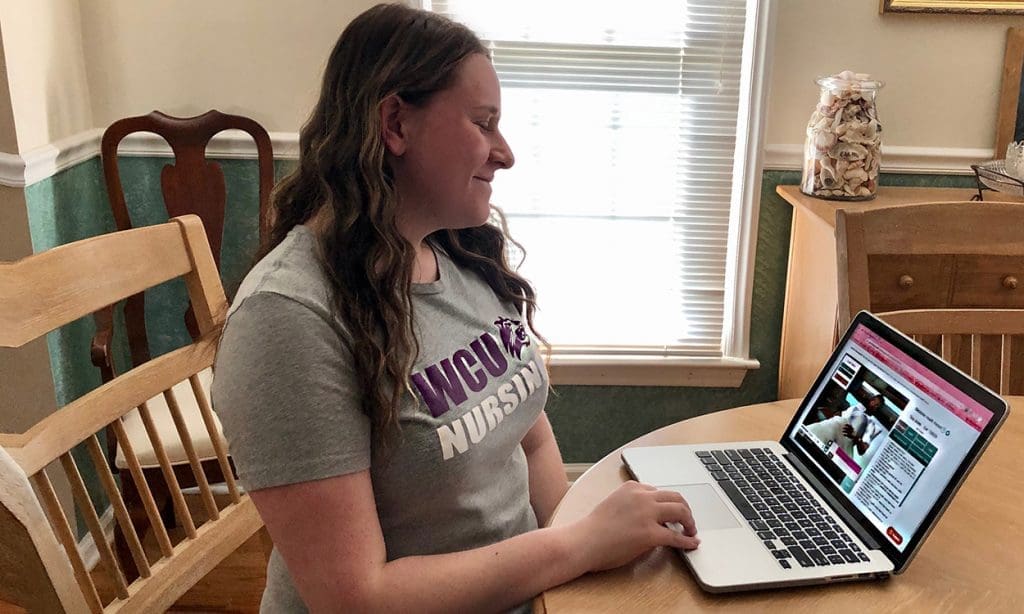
[{"xmin": 212, "ymin": 226, "xmax": 547, "ymax": 613}]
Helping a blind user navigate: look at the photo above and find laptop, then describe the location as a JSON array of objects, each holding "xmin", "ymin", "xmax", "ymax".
[{"xmin": 621, "ymin": 311, "xmax": 1009, "ymax": 592}]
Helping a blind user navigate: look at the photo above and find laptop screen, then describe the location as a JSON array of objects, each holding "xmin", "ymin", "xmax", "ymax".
[{"xmin": 785, "ymin": 319, "xmax": 996, "ymax": 555}]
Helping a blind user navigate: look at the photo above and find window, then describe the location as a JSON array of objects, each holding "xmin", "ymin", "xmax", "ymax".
[{"xmin": 425, "ymin": 0, "xmax": 773, "ymax": 386}]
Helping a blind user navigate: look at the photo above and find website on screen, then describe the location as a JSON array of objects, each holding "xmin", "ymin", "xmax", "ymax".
[{"xmin": 789, "ymin": 324, "xmax": 994, "ymax": 551}]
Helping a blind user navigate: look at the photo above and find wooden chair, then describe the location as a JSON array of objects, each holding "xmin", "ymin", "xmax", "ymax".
[
  {"xmin": 90, "ymin": 110, "xmax": 272, "ymax": 574},
  {"xmin": 875, "ymin": 308, "xmax": 1024, "ymax": 396},
  {"xmin": 0, "ymin": 216, "xmax": 263, "ymax": 612},
  {"xmin": 836, "ymin": 201, "xmax": 1024, "ymax": 393}
]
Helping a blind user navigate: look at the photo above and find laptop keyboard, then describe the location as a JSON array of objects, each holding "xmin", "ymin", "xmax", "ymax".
[{"xmin": 696, "ymin": 448, "xmax": 871, "ymax": 570}]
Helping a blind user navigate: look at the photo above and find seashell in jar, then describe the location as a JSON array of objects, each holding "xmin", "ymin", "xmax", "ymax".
[
  {"xmin": 839, "ymin": 120, "xmax": 878, "ymax": 144},
  {"xmin": 830, "ymin": 142, "xmax": 868, "ymax": 162},
  {"xmin": 820, "ymin": 165, "xmax": 841, "ymax": 190},
  {"xmin": 813, "ymin": 115, "xmax": 832, "ymax": 132},
  {"xmin": 866, "ymin": 155, "xmax": 880, "ymax": 176},
  {"xmin": 831, "ymin": 110, "xmax": 845, "ymax": 132},
  {"xmin": 844, "ymin": 167, "xmax": 869, "ymax": 189},
  {"xmin": 813, "ymin": 130, "xmax": 836, "ymax": 152}
]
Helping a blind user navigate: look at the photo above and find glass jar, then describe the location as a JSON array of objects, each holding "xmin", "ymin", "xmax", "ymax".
[{"xmin": 801, "ymin": 71, "xmax": 884, "ymax": 201}]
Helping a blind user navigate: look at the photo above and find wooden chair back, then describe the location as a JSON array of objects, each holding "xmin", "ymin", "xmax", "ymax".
[
  {"xmin": 836, "ymin": 201, "xmax": 1024, "ymax": 330},
  {"xmin": 875, "ymin": 308, "xmax": 1024, "ymax": 396},
  {"xmin": 836, "ymin": 201, "xmax": 1024, "ymax": 392},
  {"xmin": 0, "ymin": 216, "xmax": 262, "ymax": 613},
  {"xmin": 99, "ymin": 109, "xmax": 273, "ymax": 368}
]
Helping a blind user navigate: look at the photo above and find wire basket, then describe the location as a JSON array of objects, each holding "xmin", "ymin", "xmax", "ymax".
[{"xmin": 971, "ymin": 160, "xmax": 1024, "ymax": 200}]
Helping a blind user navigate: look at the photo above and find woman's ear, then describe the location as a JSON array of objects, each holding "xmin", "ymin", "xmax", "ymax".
[{"xmin": 381, "ymin": 94, "xmax": 408, "ymax": 156}]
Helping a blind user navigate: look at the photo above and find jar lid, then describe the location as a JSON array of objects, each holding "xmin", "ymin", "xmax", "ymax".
[{"xmin": 815, "ymin": 71, "xmax": 884, "ymax": 91}]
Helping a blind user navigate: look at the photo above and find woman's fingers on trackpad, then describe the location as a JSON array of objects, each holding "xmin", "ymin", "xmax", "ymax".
[{"xmin": 663, "ymin": 523, "xmax": 701, "ymax": 550}]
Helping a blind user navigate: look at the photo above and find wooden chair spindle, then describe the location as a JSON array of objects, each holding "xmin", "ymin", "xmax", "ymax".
[
  {"xmin": 162, "ymin": 388, "xmax": 219, "ymax": 521},
  {"xmin": 31, "ymin": 471, "xmax": 104, "ymax": 613},
  {"xmin": 59, "ymin": 453, "xmax": 130, "ymax": 599}
]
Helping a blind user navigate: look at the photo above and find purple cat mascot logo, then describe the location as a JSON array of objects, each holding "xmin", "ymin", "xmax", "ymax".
[{"xmin": 494, "ymin": 317, "xmax": 530, "ymax": 360}]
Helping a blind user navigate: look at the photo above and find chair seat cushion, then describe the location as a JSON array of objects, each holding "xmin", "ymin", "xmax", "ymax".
[{"xmin": 115, "ymin": 367, "xmax": 223, "ymax": 469}]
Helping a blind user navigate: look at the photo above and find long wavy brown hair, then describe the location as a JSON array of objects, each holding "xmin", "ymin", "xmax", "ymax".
[{"xmin": 259, "ymin": 3, "xmax": 542, "ymax": 450}]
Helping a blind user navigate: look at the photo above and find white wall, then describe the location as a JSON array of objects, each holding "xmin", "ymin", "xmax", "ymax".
[
  {"xmin": 0, "ymin": 0, "xmax": 93, "ymax": 152},
  {"xmin": 80, "ymin": 0, "xmax": 379, "ymax": 134},
  {"xmin": 768, "ymin": 0, "xmax": 1024, "ymax": 152},
  {"xmin": 0, "ymin": 1, "xmax": 1014, "ymax": 153},
  {"xmin": 0, "ymin": 26, "xmax": 20, "ymax": 154}
]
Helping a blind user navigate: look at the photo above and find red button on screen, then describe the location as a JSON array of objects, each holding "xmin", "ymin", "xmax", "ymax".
[{"xmin": 886, "ymin": 526, "xmax": 903, "ymax": 545}]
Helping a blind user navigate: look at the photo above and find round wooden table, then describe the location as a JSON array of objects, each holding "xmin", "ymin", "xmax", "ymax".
[{"xmin": 538, "ymin": 398, "xmax": 1022, "ymax": 613}]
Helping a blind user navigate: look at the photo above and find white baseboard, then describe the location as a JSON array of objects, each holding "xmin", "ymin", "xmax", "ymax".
[{"xmin": 77, "ymin": 505, "xmax": 115, "ymax": 571}]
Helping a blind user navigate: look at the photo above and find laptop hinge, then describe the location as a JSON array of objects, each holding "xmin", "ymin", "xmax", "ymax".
[{"xmin": 782, "ymin": 451, "xmax": 883, "ymax": 551}]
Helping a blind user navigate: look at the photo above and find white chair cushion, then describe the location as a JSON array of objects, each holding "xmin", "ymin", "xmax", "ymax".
[{"xmin": 115, "ymin": 367, "xmax": 223, "ymax": 469}]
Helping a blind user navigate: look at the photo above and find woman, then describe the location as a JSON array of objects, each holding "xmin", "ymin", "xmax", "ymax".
[{"xmin": 212, "ymin": 4, "xmax": 698, "ymax": 612}]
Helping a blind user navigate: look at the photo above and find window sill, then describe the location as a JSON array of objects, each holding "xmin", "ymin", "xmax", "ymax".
[{"xmin": 546, "ymin": 355, "xmax": 759, "ymax": 388}]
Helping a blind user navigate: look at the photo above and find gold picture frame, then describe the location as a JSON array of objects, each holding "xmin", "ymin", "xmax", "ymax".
[
  {"xmin": 881, "ymin": 0, "xmax": 1024, "ymax": 13},
  {"xmin": 996, "ymin": 27, "xmax": 1024, "ymax": 155}
]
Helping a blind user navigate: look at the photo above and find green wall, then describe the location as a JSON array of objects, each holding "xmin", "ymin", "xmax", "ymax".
[{"xmin": 22, "ymin": 158, "xmax": 979, "ymax": 472}]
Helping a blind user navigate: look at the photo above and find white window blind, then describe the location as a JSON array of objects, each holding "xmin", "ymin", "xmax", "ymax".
[{"xmin": 427, "ymin": 0, "xmax": 753, "ymax": 359}]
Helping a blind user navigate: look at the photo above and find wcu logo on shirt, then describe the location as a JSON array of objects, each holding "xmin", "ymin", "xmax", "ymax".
[
  {"xmin": 494, "ymin": 316, "xmax": 530, "ymax": 360},
  {"xmin": 410, "ymin": 317, "xmax": 545, "ymax": 460},
  {"xmin": 410, "ymin": 317, "xmax": 533, "ymax": 418}
]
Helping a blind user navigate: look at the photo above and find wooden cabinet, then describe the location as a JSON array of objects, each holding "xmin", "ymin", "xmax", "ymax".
[
  {"xmin": 866, "ymin": 254, "xmax": 954, "ymax": 311},
  {"xmin": 776, "ymin": 185, "xmax": 1024, "ymax": 399},
  {"xmin": 950, "ymin": 256, "xmax": 1024, "ymax": 307}
]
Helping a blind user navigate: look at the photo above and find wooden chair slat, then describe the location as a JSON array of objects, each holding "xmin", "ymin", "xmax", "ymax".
[
  {"xmin": 1001, "ymin": 334, "xmax": 1013, "ymax": 395},
  {"xmin": 85, "ymin": 436, "xmax": 151, "ymax": 578},
  {"xmin": 188, "ymin": 374, "xmax": 240, "ymax": 502},
  {"xmin": 970, "ymin": 334, "xmax": 983, "ymax": 380},
  {"xmin": 136, "ymin": 403, "xmax": 197, "ymax": 538},
  {"xmin": 111, "ymin": 419, "xmax": 174, "ymax": 558},
  {"xmin": 877, "ymin": 309, "xmax": 1024, "ymax": 396},
  {"xmin": 31, "ymin": 471, "xmax": 103, "ymax": 613},
  {"xmin": 0, "ymin": 224, "xmax": 191, "ymax": 348},
  {"xmin": 874, "ymin": 309, "xmax": 1024, "ymax": 336},
  {"xmin": 8, "ymin": 335, "xmax": 217, "ymax": 476},
  {"xmin": 853, "ymin": 202, "xmax": 1024, "ymax": 255},
  {"xmin": 162, "ymin": 389, "xmax": 219, "ymax": 521},
  {"xmin": 60, "ymin": 453, "xmax": 130, "ymax": 599}
]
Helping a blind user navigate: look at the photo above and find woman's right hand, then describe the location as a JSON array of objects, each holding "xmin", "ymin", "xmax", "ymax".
[{"xmin": 574, "ymin": 480, "xmax": 700, "ymax": 573}]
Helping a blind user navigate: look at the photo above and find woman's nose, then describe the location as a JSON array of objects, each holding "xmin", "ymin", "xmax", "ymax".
[{"xmin": 492, "ymin": 132, "xmax": 514, "ymax": 169}]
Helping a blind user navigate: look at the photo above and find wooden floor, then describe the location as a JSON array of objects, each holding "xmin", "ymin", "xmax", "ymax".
[{"xmin": 0, "ymin": 532, "xmax": 267, "ymax": 613}]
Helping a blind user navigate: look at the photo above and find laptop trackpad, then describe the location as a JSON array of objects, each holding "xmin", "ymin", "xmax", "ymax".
[{"xmin": 665, "ymin": 483, "xmax": 741, "ymax": 531}]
